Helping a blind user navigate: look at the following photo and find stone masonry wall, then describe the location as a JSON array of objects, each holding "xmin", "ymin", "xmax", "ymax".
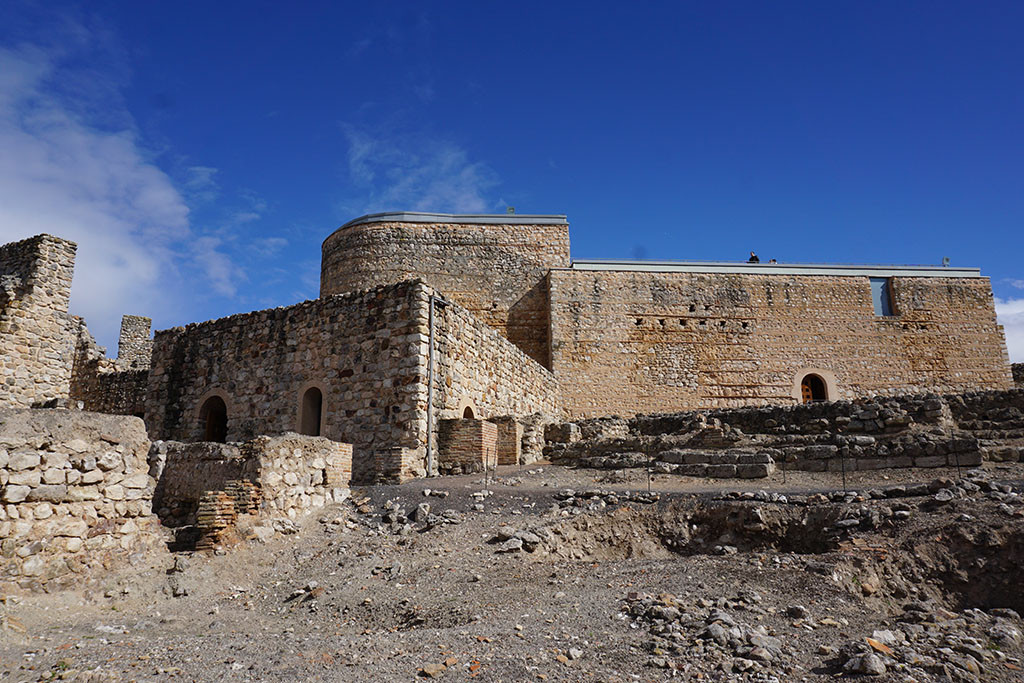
[
  {"xmin": 546, "ymin": 389, "xmax": 1024, "ymax": 475},
  {"xmin": 146, "ymin": 281, "xmax": 425, "ymax": 483},
  {"xmin": 69, "ymin": 320, "xmax": 148, "ymax": 416},
  {"xmin": 320, "ymin": 220, "xmax": 571, "ymax": 367},
  {"xmin": 117, "ymin": 315, "xmax": 153, "ymax": 369},
  {"xmin": 0, "ymin": 409, "xmax": 166, "ymax": 591},
  {"xmin": 549, "ymin": 269, "xmax": 1012, "ymax": 417},
  {"xmin": 149, "ymin": 435, "xmax": 352, "ymax": 526},
  {"xmin": 0, "ymin": 235, "xmax": 79, "ymax": 408},
  {"xmin": 431, "ymin": 288, "xmax": 561, "ymax": 423},
  {"xmin": 1013, "ymin": 363, "xmax": 1024, "ymax": 387}
]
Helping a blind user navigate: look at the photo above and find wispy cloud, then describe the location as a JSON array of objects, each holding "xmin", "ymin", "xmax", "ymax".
[
  {"xmin": 0, "ymin": 32, "xmax": 238, "ymax": 350},
  {"xmin": 996, "ymin": 297, "xmax": 1024, "ymax": 363},
  {"xmin": 342, "ymin": 126, "xmax": 500, "ymax": 214}
]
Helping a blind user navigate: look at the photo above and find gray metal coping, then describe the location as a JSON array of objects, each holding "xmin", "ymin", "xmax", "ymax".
[
  {"xmin": 566, "ymin": 259, "xmax": 983, "ymax": 278},
  {"xmin": 337, "ymin": 212, "xmax": 569, "ymax": 229}
]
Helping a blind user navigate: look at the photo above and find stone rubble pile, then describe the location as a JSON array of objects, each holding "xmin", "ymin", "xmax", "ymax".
[{"xmin": 835, "ymin": 604, "xmax": 1023, "ymax": 680}]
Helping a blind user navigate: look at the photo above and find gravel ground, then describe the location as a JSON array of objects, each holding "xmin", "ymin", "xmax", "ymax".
[{"xmin": 2, "ymin": 462, "xmax": 1023, "ymax": 682}]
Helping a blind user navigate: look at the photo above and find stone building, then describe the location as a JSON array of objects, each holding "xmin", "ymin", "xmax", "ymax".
[{"xmin": 0, "ymin": 212, "xmax": 1014, "ymax": 481}]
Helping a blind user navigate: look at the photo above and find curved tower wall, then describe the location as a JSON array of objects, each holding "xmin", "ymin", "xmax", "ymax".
[{"xmin": 320, "ymin": 214, "xmax": 570, "ymax": 368}]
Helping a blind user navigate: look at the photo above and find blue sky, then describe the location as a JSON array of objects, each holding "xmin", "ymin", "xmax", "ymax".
[{"xmin": 2, "ymin": 1, "xmax": 1022, "ymax": 360}]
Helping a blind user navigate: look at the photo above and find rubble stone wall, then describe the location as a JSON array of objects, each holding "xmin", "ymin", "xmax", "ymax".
[
  {"xmin": 150, "ymin": 434, "xmax": 352, "ymax": 526},
  {"xmin": 320, "ymin": 220, "xmax": 571, "ymax": 367},
  {"xmin": 0, "ymin": 235, "xmax": 78, "ymax": 408},
  {"xmin": 1013, "ymin": 363, "xmax": 1024, "ymax": 387},
  {"xmin": 146, "ymin": 281, "xmax": 426, "ymax": 483},
  {"xmin": 547, "ymin": 389, "xmax": 1024, "ymax": 474},
  {"xmin": 117, "ymin": 315, "xmax": 153, "ymax": 369},
  {"xmin": 69, "ymin": 323, "xmax": 148, "ymax": 416},
  {"xmin": 431, "ymin": 289, "xmax": 561, "ymax": 426},
  {"xmin": 0, "ymin": 409, "xmax": 166, "ymax": 590},
  {"xmin": 549, "ymin": 269, "xmax": 1012, "ymax": 417}
]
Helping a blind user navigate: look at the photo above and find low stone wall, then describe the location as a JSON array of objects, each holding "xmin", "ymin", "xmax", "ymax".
[
  {"xmin": 0, "ymin": 409, "xmax": 166, "ymax": 591},
  {"xmin": 545, "ymin": 389, "xmax": 1024, "ymax": 475},
  {"xmin": 438, "ymin": 419, "xmax": 497, "ymax": 474},
  {"xmin": 150, "ymin": 434, "xmax": 352, "ymax": 527},
  {"xmin": 1013, "ymin": 363, "xmax": 1024, "ymax": 387},
  {"xmin": 245, "ymin": 434, "xmax": 352, "ymax": 518}
]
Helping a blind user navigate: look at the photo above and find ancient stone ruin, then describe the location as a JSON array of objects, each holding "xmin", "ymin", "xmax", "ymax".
[{"xmin": 1, "ymin": 212, "xmax": 1018, "ymax": 590}]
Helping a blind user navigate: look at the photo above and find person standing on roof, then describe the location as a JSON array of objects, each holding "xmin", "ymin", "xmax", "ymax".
[{"xmin": 748, "ymin": 251, "xmax": 760, "ymax": 263}]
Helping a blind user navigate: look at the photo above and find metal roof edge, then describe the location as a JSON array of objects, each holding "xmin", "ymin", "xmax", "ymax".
[{"xmin": 565, "ymin": 259, "xmax": 983, "ymax": 278}]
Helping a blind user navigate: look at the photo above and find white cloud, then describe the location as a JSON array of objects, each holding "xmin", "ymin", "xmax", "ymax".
[
  {"xmin": 343, "ymin": 127, "xmax": 499, "ymax": 214},
  {"xmin": 0, "ymin": 38, "xmax": 238, "ymax": 351},
  {"xmin": 996, "ymin": 297, "xmax": 1024, "ymax": 363}
]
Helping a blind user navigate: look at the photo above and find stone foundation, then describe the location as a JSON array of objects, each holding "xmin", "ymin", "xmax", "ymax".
[{"xmin": 545, "ymin": 389, "xmax": 1024, "ymax": 475}]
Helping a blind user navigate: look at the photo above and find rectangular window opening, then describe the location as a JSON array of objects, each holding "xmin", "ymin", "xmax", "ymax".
[{"xmin": 870, "ymin": 277, "xmax": 895, "ymax": 316}]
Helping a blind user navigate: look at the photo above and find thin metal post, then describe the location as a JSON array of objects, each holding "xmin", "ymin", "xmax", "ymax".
[{"xmin": 426, "ymin": 294, "xmax": 436, "ymax": 477}]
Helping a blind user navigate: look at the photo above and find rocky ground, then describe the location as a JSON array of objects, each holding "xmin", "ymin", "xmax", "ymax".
[{"xmin": 2, "ymin": 462, "xmax": 1024, "ymax": 682}]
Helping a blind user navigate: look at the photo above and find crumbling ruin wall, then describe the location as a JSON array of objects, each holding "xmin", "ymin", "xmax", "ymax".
[
  {"xmin": 431, "ymin": 288, "xmax": 561, "ymax": 423},
  {"xmin": 149, "ymin": 434, "xmax": 352, "ymax": 526},
  {"xmin": 0, "ymin": 409, "xmax": 166, "ymax": 590},
  {"xmin": 68, "ymin": 317, "xmax": 150, "ymax": 416},
  {"xmin": 145, "ymin": 281, "xmax": 425, "ymax": 483},
  {"xmin": 549, "ymin": 269, "xmax": 1012, "ymax": 417},
  {"xmin": 320, "ymin": 217, "xmax": 571, "ymax": 367},
  {"xmin": 1013, "ymin": 363, "xmax": 1024, "ymax": 387},
  {"xmin": 0, "ymin": 235, "xmax": 79, "ymax": 408},
  {"xmin": 547, "ymin": 389, "xmax": 1024, "ymax": 474}
]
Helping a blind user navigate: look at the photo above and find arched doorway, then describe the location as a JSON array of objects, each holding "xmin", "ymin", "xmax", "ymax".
[
  {"xmin": 199, "ymin": 395, "xmax": 228, "ymax": 442},
  {"xmin": 800, "ymin": 374, "xmax": 828, "ymax": 403},
  {"xmin": 299, "ymin": 387, "xmax": 323, "ymax": 436},
  {"xmin": 463, "ymin": 405, "xmax": 475, "ymax": 419}
]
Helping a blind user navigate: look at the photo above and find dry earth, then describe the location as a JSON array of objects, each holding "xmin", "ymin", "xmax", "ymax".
[{"xmin": 3, "ymin": 462, "xmax": 1024, "ymax": 682}]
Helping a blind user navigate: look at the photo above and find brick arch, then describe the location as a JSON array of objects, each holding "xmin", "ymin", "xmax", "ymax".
[
  {"xmin": 791, "ymin": 368, "xmax": 838, "ymax": 403},
  {"xmin": 455, "ymin": 398, "xmax": 481, "ymax": 420}
]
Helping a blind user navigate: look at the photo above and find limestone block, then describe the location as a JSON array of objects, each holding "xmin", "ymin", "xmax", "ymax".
[
  {"xmin": 42, "ymin": 468, "xmax": 65, "ymax": 484},
  {"xmin": 27, "ymin": 485, "xmax": 67, "ymax": 502},
  {"xmin": 80, "ymin": 470, "xmax": 103, "ymax": 484},
  {"xmin": 65, "ymin": 439, "xmax": 91, "ymax": 453},
  {"xmin": 67, "ymin": 486, "xmax": 101, "ymax": 502},
  {"xmin": 55, "ymin": 519, "xmax": 88, "ymax": 537},
  {"xmin": 8, "ymin": 471, "xmax": 41, "ymax": 487},
  {"xmin": 32, "ymin": 502, "xmax": 53, "ymax": 519},
  {"xmin": 121, "ymin": 472, "xmax": 150, "ymax": 489},
  {"xmin": 2, "ymin": 485, "xmax": 30, "ymax": 503},
  {"xmin": 66, "ymin": 537, "xmax": 83, "ymax": 552},
  {"xmin": 0, "ymin": 449, "xmax": 8, "ymax": 468},
  {"xmin": 97, "ymin": 452, "xmax": 122, "ymax": 472},
  {"xmin": 42, "ymin": 452, "xmax": 69, "ymax": 468},
  {"xmin": 8, "ymin": 451, "xmax": 41, "ymax": 471}
]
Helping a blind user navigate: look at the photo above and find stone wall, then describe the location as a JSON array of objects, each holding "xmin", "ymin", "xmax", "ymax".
[
  {"xmin": 546, "ymin": 389, "xmax": 1024, "ymax": 475},
  {"xmin": 0, "ymin": 409, "xmax": 166, "ymax": 590},
  {"xmin": 68, "ymin": 320, "xmax": 148, "ymax": 416},
  {"xmin": 431, "ymin": 290, "xmax": 561, "ymax": 424},
  {"xmin": 1013, "ymin": 363, "xmax": 1024, "ymax": 387},
  {"xmin": 146, "ymin": 281, "xmax": 426, "ymax": 483},
  {"xmin": 549, "ymin": 269, "xmax": 1012, "ymax": 417},
  {"xmin": 151, "ymin": 434, "xmax": 352, "ymax": 527},
  {"xmin": 0, "ymin": 235, "xmax": 78, "ymax": 408},
  {"xmin": 117, "ymin": 315, "xmax": 153, "ymax": 369},
  {"xmin": 320, "ymin": 218, "xmax": 571, "ymax": 367}
]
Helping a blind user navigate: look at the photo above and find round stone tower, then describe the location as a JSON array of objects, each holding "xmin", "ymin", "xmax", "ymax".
[{"xmin": 320, "ymin": 212, "xmax": 570, "ymax": 368}]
